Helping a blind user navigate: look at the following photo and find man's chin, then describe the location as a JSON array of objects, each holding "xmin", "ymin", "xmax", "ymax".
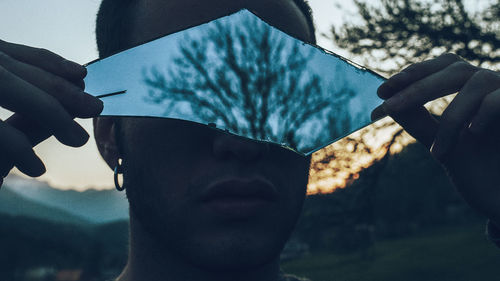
[
  {"xmin": 132, "ymin": 210, "xmax": 284, "ymax": 272},
  {"xmin": 182, "ymin": 237, "xmax": 283, "ymax": 273}
]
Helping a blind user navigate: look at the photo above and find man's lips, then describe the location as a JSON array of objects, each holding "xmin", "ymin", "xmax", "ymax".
[
  {"xmin": 200, "ymin": 177, "xmax": 279, "ymax": 203},
  {"xmin": 199, "ymin": 177, "xmax": 279, "ymax": 218}
]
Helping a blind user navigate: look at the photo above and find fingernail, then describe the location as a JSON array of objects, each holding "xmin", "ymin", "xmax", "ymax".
[
  {"xmin": 30, "ymin": 161, "xmax": 47, "ymax": 177},
  {"xmin": 430, "ymin": 139, "xmax": 448, "ymax": 161},
  {"xmin": 468, "ymin": 119, "xmax": 484, "ymax": 134},
  {"xmin": 64, "ymin": 60, "xmax": 87, "ymax": 78},
  {"xmin": 385, "ymin": 95, "xmax": 402, "ymax": 110},
  {"xmin": 378, "ymin": 72, "xmax": 408, "ymax": 98},
  {"xmin": 377, "ymin": 82, "xmax": 395, "ymax": 99},
  {"xmin": 37, "ymin": 164, "xmax": 46, "ymax": 176},
  {"xmin": 430, "ymin": 141, "xmax": 440, "ymax": 158},
  {"xmin": 75, "ymin": 79, "xmax": 85, "ymax": 90},
  {"xmin": 69, "ymin": 123, "xmax": 90, "ymax": 146},
  {"xmin": 83, "ymin": 93, "xmax": 104, "ymax": 115},
  {"xmin": 371, "ymin": 104, "xmax": 387, "ymax": 121}
]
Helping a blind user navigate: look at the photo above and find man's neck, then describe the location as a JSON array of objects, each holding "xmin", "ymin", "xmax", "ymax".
[{"xmin": 116, "ymin": 216, "xmax": 282, "ymax": 281}]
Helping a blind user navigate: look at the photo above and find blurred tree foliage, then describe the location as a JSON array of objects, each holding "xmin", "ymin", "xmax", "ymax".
[{"xmin": 329, "ymin": 0, "xmax": 500, "ymax": 75}]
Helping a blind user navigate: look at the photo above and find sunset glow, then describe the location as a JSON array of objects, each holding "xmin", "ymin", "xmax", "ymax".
[{"xmin": 307, "ymin": 117, "xmax": 415, "ymax": 194}]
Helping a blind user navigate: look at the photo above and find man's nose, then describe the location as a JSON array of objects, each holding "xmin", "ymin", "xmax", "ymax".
[{"xmin": 212, "ymin": 133, "xmax": 269, "ymax": 161}]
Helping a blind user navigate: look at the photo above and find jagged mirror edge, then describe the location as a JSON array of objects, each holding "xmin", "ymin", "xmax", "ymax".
[{"xmin": 84, "ymin": 9, "xmax": 386, "ymax": 156}]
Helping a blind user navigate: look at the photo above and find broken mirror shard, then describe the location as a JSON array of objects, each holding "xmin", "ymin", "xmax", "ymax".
[{"xmin": 84, "ymin": 9, "xmax": 386, "ymax": 156}]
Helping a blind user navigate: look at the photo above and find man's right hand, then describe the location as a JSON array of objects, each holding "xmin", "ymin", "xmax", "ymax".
[{"xmin": 0, "ymin": 39, "xmax": 103, "ymax": 186}]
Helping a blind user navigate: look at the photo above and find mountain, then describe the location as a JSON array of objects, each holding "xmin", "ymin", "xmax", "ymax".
[
  {"xmin": 0, "ymin": 187, "xmax": 90, "ymax": 225},
  {"xmin": 1, "ymin": 175, "xmax": 129, "ymax": 224}
]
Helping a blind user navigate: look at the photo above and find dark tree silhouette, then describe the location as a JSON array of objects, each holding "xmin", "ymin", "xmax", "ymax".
[
  {"xmin": 329, "ymin": 0, "xmax": 500, "ymax": 75},
  {"xmin": 143, "ymin": 15, "xmax": 355, "ymax": 152}
]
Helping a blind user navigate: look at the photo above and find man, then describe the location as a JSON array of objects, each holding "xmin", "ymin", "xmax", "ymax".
[{"xmin": 0, "ymin": 0, "xmax": 499, "ymax": 281}]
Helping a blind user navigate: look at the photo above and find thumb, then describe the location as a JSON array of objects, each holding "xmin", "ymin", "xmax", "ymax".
[{"xmin": 373, "ymin": 105, "xmax": 439, "ymax": 149}]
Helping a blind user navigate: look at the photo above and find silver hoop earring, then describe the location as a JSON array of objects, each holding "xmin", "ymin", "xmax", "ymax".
[{"xmin": 114, "ymin": 158, "xmax": 125, "ymax": 191}]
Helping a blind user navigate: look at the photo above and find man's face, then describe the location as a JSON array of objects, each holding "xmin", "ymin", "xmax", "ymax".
[{"xmin": 116, "ymin": 0, "xmax": 312, "ymax": 271}]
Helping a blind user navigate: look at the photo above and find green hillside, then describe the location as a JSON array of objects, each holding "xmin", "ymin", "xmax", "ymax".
[
  {"xmin": 282, "ymin": 222, "xmax": 500, "ymax": 281},
  {"xmin": 0, "ymin": 214, "xmax": 128, "ymax": 281}
]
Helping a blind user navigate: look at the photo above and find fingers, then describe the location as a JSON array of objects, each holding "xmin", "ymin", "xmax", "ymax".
[
  {"xmin": 0, "ymin": 39, "xmax": 87, "ymax": 84},
  {"xmin": 374, "ymin": 53, "xmax": 500, "ymax": 159},
  {"xmin": 378, "ymin": 53, "xmax": 465, "ymax": 99},
  {"xmin": 469, "ymin": 88, "xmax": 500, "ymax": 135},
  {"xmin": 0, "ymin": 120, "xmax": 46, "ymax": 177},
  {"xmin": 0, "ymin": 65, "xmax": 90, "ymax": 147},
  {"xmin": 0, "ymin": 51, "xmax": 102, "ymax": 118},
  {"xmin": 431, "ymin": 70, "xmax": 500, "ymax": 159},
  {"xmin": 5, "ymin": 113, "xmax": 52, "ymax": 146},
  {"xmin": 0, "ymin": 157, "xmax": 14, "ymax": 178},
  {"xmin": 0, "ymin": 159, "xmax": 14, "ymax": 190},
  {"xmin": 381, "ymin": 60, "xmax": 478, "ymax": 114},
  {"xmin": 381, "ymin": 105, "xmax": 439, "ymax": 149},
  {"xmin": 0, "ymin": 40, "xmax": 101, "ymax": 180}
]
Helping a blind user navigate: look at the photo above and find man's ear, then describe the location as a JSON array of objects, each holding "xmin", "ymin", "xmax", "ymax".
[{"xmin": 93, "ymin": 117, "xmax": 121, "ymax": 171}]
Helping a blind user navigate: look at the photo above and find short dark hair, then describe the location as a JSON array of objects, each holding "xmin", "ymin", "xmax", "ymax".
[
  {"xmin": 95, "ymin": 0, "xmax": 137, "ymax": 58},
  {"xmin": 96, "ymin": 0, "xmax": 316, "ymax": 58},
  {"xmin": 292, "ymin": 0, "xmax": 316, "ymax": 44}
]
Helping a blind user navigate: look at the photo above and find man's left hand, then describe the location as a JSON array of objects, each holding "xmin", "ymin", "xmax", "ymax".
[{"xmin": 372, "ymin": 53, "xmax": 500, "ymax": 225}]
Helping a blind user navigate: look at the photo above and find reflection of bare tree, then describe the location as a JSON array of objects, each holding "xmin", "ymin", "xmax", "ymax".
[{"xmin": 143, "ymin": 16, "xmax": 352, "ymax": 152}]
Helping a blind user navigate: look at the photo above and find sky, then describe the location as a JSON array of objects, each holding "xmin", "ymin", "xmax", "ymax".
[{"xmin": 0, "ymin": 0, "xmax": 360, "ymax": 190}]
